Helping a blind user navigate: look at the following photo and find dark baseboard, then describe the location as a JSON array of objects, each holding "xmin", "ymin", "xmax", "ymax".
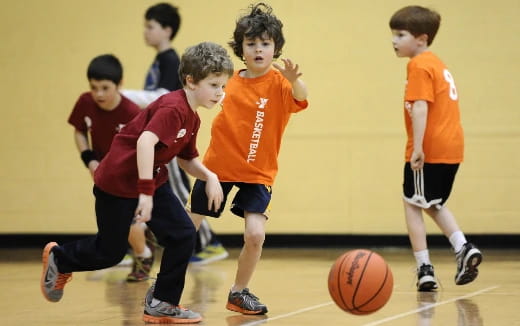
[{"xmin": 0, "ymin": 233, "xmax": 518, "ymax": 249}]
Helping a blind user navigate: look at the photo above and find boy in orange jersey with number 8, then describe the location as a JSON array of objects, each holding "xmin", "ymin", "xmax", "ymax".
[
  {"xmin": 389, "ymin": 5, "xmax": 482, "ymax": 292},
  {"xmin": 187, "ymin": 2, "xmax": 308, "ymax": 315}
]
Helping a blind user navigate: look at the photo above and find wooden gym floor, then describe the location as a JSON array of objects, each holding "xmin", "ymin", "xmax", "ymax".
[{"xmin": 1, "ymin": 247, "xmax": 518, "ymax": 325}]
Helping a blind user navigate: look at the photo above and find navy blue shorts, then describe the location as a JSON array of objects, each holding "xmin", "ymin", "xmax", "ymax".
[
  {"xmin": 403, "ymin": 162, "xmax": 459, "ymax": 209},
  {"xmin": 188, "ymin": 180, "xmax": 272, "ymax": 218}
]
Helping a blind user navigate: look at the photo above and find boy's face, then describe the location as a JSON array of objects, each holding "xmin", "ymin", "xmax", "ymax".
[
  {"xmin": 391, "ymin": 30, "xmax": 424, "ymax": 58},
  {"xmin": 241, "ymin": 34, "xmax": 275, "ymax": 76},
  {"xmin": 144, "ymin": 19, "xmax": 171, "ymax": 47},
  {"xmin": 89, "ymin": 79, "xmax": 120, "ymax": 111},
  {"xmin": 188, "ymin": 73, "xmax": 229, "ymax": 110}
]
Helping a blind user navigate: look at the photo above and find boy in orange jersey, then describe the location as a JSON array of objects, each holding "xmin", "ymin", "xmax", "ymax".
[
  {"xmin": 187, "ymin": 3, "xmax": 308, "ymax": 315},
  {"xmin": 389, "ymin": 6, "xmax": 482, "ymax": 292}
]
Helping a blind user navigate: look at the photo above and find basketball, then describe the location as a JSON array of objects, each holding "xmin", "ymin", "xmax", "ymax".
[{"xmin": 328, "ymin": 249, "xmax": 393, "ymax": 315}]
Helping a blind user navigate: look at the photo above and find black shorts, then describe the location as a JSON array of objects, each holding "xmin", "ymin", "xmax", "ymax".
[
  {"xmin": 403, "ymin": 162, "xmax": 459, "ymax": 209},
  {"xmin": 188, "ymin": 180, "xmax": 272, "ymax": 218}
]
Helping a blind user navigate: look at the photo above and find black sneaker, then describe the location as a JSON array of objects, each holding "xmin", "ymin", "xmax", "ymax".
[
  {"xmin": 455, "ymin": 243, "xmax": 482, "ymax": 285},
  {"xmin": 226, "ymin": 288, "xmax": 268, "ymax": 315},
  {"xmin": 417, "ymin": 264, "xmax": 438, "ymax": 292}
]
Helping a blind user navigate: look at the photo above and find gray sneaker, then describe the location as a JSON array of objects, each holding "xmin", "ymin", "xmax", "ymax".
[
  {"xmin": 226, "ymin": 288, "xmax": 268, "ymax": 315},
  {"xmin": 455, "ymin": 242, "xmax": 482, "ymax": 285},
  {"xmin": 40, "ymin": 242, "xmax": 72, "ymax": 302},
  {"xmin": 143, "ymin": 284, "xmax": 202, "ymax": 324}
]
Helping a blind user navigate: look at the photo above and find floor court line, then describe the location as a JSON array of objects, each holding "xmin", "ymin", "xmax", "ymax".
[
  {"xmin": 241, "ymin": 285, "xmax": 499, "ymax": 326},
  {"xmin": 362, "ymin": 285, "xmax": 500, "ymax": 326},
  {"xmin": 241, "ymin": 302, "xmax": 334, "ymax": 326}
]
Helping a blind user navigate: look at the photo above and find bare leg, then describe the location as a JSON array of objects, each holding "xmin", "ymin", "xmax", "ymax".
[
  {"xmin": 128, "ymin": 222, "xmax": 147, "ymax": 255},
  {"xmin": 232, "ymin": 212, "xmax": 266, "ymax": 291},
  {"xmin": 404, "ymin": 200, "xmax": 427, "ymax": 252},
  {"xmin": 425, "ymin": 206, "xmax": 461, "ymax": 238},
  {"xmin": 189, "ymin": 212, "xmax": 205, "ymax": 231}
]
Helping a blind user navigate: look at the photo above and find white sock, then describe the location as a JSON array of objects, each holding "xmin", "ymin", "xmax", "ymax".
[
  {"xmin": 414, "ymin": 249, "xmax": 431, "ymax": 268},
  {"xmin": 230, "ymin": 285, "xmax": 242, "ymax": 293},
  {"xmin": 449, "ymin": 231, "xmax": 467, "ymax": 253},
  {"xmin": 136, "ymin": 246, "xmax": 152, "ymax": 259}
]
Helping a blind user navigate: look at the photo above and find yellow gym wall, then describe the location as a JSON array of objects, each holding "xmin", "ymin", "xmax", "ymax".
[{"xmin": 0, "ymin": 0, "xmax": 518, "ymax": 235}]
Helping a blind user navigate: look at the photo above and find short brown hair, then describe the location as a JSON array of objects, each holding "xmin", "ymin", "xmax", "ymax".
[
  {"xmin": 178, "ymin": 42, "xmax": 234, "ymax": 86},
  {"xmin": 389, "ymin": 6, "xmax": 441, "ymax": 46}
]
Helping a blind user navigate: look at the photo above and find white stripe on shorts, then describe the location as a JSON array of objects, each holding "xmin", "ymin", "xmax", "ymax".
[{"xmin": 403, "ymin": 168, "xmax": 442, "ymax": 209}]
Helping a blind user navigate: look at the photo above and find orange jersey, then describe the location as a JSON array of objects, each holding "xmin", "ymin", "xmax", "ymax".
[
  {"xmin": 203, "ymin": 69, "xmax": 308, "ymax": 185},
  {"xmin": 404, "ymin": 51, "xmax": 464, "ymax": 163}
]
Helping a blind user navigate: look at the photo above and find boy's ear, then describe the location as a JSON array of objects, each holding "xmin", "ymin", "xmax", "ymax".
[
  {"xmin": 417, "ymin": 33, "xmax": 428, "ymax": 45},
  {"xmin": 185, "ymin": 75, "xmax": 196, "ymax": 89},
  {"xmin": 165, "ymin": 26, "xmax": 173, "ymax": 40}
]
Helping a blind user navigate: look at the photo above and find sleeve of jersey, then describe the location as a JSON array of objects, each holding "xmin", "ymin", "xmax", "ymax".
[
  {"xmin": 67, "ymin": 95, "xmax": 88, "ymax": 132},
  {"xmin": 405, "ymin": 65, "xmax": 434, "ymax": 103},
  {"xmin": 144, "ymin": 106, "xmax": 182, "ymax": 147},
  {"xmin": 281, "ymin": 78, "xmax": 308, "ymax": 113}
]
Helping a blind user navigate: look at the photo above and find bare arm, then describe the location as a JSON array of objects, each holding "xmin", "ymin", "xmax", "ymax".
[
  {"xmin": 410, "ymin": 100, "xmax": 428, "ymax": 170},
  {"xmin": 73, "ymin": 129, "xmax": 90, "ymax": 152},
  {"xmin": 73, "ymin": 129, "xmax": 99, "ymax": 178},
  {"xmin": 273, "ymin": 58, "xmax": 308, "ymax": 101},
  {"xmin": 134, "ymin": 131, "xmax": 159, "ymax": 222},
  {"xmin": 178, "ymin": 158, "xmax": 223, "ymax": 212}
]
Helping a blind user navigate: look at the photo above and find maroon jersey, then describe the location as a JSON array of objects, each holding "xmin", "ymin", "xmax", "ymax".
[
  {"xmin": 94, "ymin": 89, "xmax": 200, "ymax": 198},
  {"xmin": 68, "ymin": 92, "xmax": 141, "ymax": 160}
]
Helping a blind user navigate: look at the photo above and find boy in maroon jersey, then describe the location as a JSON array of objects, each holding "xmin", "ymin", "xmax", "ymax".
[
  {"xmin": 41, "ymin": 42, "xmax": 234, "ymax": 324},
  {"xmin": 68, "ymin": 54, "xmax": 140, "ymax": 178}
]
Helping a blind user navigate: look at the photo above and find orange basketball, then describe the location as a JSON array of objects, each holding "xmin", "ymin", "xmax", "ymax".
[{"xmin": 328, "ymin": 249, "xmax": 393, "ymax": 315}]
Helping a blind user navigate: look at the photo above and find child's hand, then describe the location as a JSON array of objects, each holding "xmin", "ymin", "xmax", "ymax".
[
  {"xmin": 88, "ymin": 160, "xmax": 99, "ymax": 179},
  {"xmin": 273, "ymin": 58, "xmax": 302, "ymax": 83},
  {"xmin": 205, "ymin": 174, "xmax": 223, "ymax": 212},
  {"xmin": 410, "ymin": 151, "xmax": 425, "ymax": 170},
  {"xmin": 134, "ymin": 194, "xmax": 153, "ymax": 223}
]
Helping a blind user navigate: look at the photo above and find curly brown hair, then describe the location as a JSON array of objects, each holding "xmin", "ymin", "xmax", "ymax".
[{"xmin": 228, "ymin": 3, "xmax": 285, "ymax": 60}]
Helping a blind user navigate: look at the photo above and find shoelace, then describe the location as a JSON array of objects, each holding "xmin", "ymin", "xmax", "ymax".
[
  {"xmin": 55, "ymin": 273, "xmax": 72, "ymax": 289},
  {"xmin": 243, "ymin": 289, "xmax": 260, "ymax": 301}
]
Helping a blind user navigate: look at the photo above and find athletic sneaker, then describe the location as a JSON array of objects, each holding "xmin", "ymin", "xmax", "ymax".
[
  {"xmin": 40, "ymin": 242, "xmax": 72, "ymax": 302},
  {"xmin": 189, "ymin": 242, "xmax": 229, "ymax": 265},
  {"xmin": 143, "ymin": 283, "xmax": 202, "ymax": 324},
  {"xmin": 416, "ymin": 264, "xmax": 438, "ymax": 292},
  {"xmin": 455, "ymin": 242, "xmax": 482, "ymax": 285},
  {"xmin": 226, "ymin": 288, "xmax": 268, "ymax": 315},
  {"xmin": 127, "ymin": 228, "xmax": 157, "ymax": 282},
  {"xmin": 116, "ymin": 252, "xmax": 133, "ymax": 267},
  {"xmin": 145, "ymin": 227, "xmax": 160, "ymax": 252},
  {"xmin": 126, "ymin": 256, "xmax": 153, "ymax": 282}
]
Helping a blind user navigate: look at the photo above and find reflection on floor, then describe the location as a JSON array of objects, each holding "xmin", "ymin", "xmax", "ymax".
[{"xmin": 1, "ymin": 248, "xmax": 518, "ymax": 325}]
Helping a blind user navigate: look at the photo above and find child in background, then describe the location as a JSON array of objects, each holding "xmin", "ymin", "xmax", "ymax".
[
  {"xmin": 122, "ymin": 3, "xmax": 228, "ymax": 280},
  {"xmin": 68, "ymin": 54, "xmax": 143, "ymax": 270},
  {"xmin": 68, "ymin": 54, "xmax": 140, "ymax": 177},
  {"xmin": 188, "ymin": 3, "xmax": 308, "ymax": 315},
  {"xmin": 389, "ymin": 5, "xmax": 482, "ymax": 292},
  {"xmin": 41, "ymin": 42, "xmax": 234, "ymax": 324}
]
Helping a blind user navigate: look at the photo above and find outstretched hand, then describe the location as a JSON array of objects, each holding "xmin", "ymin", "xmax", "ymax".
[{"xmin": 273, "ymin": 58, "xmax": 302, "ymax": 83}]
